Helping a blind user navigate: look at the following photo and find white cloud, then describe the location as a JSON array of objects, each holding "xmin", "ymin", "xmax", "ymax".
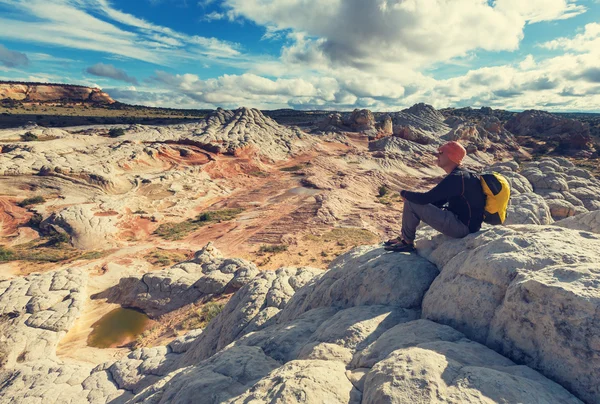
[
  {"xmin": 519, "ymin": 54, "xmax": 536, "ymax": 70},
  {"xmin": 540, "ymin": 22, "xmax": 600, "ymax": 52},
  {"xmin": 223, "ymin": 0, "xmax": 587, "ymax": 71},
  {"xmin": 0, "ymin": 0, "xmax": 243, "ymax": 65},
  {"xmin": 3, "ymin": 0, "xmax": 596, "ymax": 112},
  {"xmin": 493, "ymin": 0, "xmax": 587, "ymax": 24},
  {"xmin": 203, "ymin": 11, "xmax": 226, "ymax": 21}
]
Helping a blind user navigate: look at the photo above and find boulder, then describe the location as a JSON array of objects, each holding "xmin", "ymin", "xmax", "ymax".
[
  {"xmin": 278, "ymin": 245, "xmax": 439, "ymax": 322},
  {"xmin": 180, "ymin": 265, "xmax": 321, "ymax": 365},
  {"xmin": 0, "ymin": 268, "xmax": 87, "ymax": 367},
  {"xmin": 418, "ymin": 225, "xmax": 600, "ymax": 403},
  {"xmin": 41, "ymin": 204, "xmax": 118, "ymax": 250},
  {"xmin": 506, "ymin": 110, "xmax": 592, "ymax": 150},
  {"xmin": 554, "ymin": 210, "xmax": 600, "ymax": 234},
  {"xmin": 95, "ymin": 243, "xmax": 260, "ymax": 317}
]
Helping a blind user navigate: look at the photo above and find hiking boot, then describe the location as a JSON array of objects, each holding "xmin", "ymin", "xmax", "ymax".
[
  {"xmin": 383, "ymin": 237, "xmax": 402, "ymax": 246},
  {"xmin": 384, "ymin": 239, "xmax": 415, "ymax": 252}
]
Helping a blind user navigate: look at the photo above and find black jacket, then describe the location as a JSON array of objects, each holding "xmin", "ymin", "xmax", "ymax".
[{"xmin": 401, "ymin": 167, "xmax": 485, "ymax": 233}]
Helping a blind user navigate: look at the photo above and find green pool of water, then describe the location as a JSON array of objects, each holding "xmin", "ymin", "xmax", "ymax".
[{"xmin": 88, "ymin": 307, "xmax": 150, "ymax": 348}]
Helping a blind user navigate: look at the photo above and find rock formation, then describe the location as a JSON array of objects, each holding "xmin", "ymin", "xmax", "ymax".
[
  {"xmin": 489, "ymin": 157, "xmax": 600, "ymax": 222},
  {"xmin": 387, "ymin": 103, "xmax": 450, "ymax": 145},
  {"xmin": 2, "ymin": 226, "xmax": 599, "ymax": 403},
  {"xmin": 506, "ymin": 110, "xmax": 592, "ymax": 151},
  {"xmin": 0, "ymin": 82, "xmax": 115, "ymax": 104},
  {"xmin": 554, "ymin": 209, "xmax": 600, "ymax": 234},
  {"xmin": 418, "ymin": 225, "xmax": 600, "ymax": 403},
  {"xmin": 95, "ymin": 243, "xmax": 260, "ymax": 317},
  {"xmin": 0, "ymin": 268, "xmax": 87, "ymax": 368},
  {"xmin": 443, "ymin": 115, "xmax": 520, "ymax": 153},
  {"xmin": 188, "ymin": 107, "xmax": 309, "ymax": 160},
  {"xmin": 1, "ymin": 102, "xmax": 600, "ymax": 404},
  {"xmin": 41, "ymin": 205, "xmax": 119, "ymax": 250}
]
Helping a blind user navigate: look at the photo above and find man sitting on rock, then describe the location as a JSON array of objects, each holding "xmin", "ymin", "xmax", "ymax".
[{"xmin": 384, "ymin": 141, "xmax": 485, "ymax": 252}]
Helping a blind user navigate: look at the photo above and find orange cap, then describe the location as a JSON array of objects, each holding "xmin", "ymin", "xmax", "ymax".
[{"xmin": 438, "ymin": 141, "xmax": 466, "ymax": 165}]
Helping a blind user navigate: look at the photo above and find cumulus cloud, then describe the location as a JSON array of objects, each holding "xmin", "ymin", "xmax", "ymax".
[
  {"xmin": 86, "ymin": 63, "xmax": 138, "ymax": 84},
  {"xmin": 0, "ymin": 44, "xmax": 29, "ymax": 67},
  {"xmin": 223, "ymin": 0, "xmax": 587, "ymax": 70},
  {"xmin": 6, "ymin": 0, "xmax": 594, "ymax": 111}
]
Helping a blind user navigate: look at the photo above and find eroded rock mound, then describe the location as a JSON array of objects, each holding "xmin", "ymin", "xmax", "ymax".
[
  {"xmin": 489, "ymin": 157, "xmax": 600, "ymax": 222},
  {"xmin": 41, "ymin": 205, "xmax": 118, "ymax": 250},
  {"xmin": 418, "ymin": 225, "xmax": 600, "ymax": 403},
  {"xmin": 120, "ymin": 241, "xmax": 588, "ymax": 403},
  {"xmin": 506, "ymin": 110, "xmax": 592, "ymax": 151},
  {"xmin": 554, "ymin": 210, "xmax": 600, "ymax": 233},
  {"xmin": 0, "ymin": 268, "xmax": 87, "ymax": 367},
  {"xmin": 443, "ymin": 115, "xmax": 520, "ymax": 153},
  {"xmin": 388, "ymin": 103, "xmax": 450, "ymax": 145},
  {"xmin": 96, "ymin": 243, "xmax": 260, "ymax": 317},
  {"xmin": 190, "ymin": 107, "xmax": 307, "ymax": 160}
]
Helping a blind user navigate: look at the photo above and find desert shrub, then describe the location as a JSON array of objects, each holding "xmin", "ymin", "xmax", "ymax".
[
  {"xmin": 202, "ymin": 302, "xmax": 224, "ymax": 323},
  {"xmin": 20, "ymin": 132, "xmax": 38, "ymax": 142},
  {"xmin": 196, "ymin": 208, "xmax": 243, "ymax": 223},
  {"xmin": 153, "ymin": 221, "xmax": 198, "ymax": 241},
  {"xmin": 279, "ymin": 165, "xmax": 305, "ymax": 172},
  {"xmin": 108, "ymin": 127, "xmax": 125, "ymax": 137},
  {"xmin": 18, "ymin": 196, "xmax": 45, "ymax": 207},
  {"xmin": 0, "ymin": 246, "xmax": 14, "ymax": 262},
  {"xmin": 258, "ymin": 244, "xmax": 288, "ymax": 254},
  {"xmin": 248, "ymin": 170, "xmax": 269, "ymax": 178},
  {"xmin": 27, "ymin": 213, "xmax": 43, "ymax": 228},
  {"xmin": 181, "ymin": 302, "xmax": 225, "ymax": 330},
  {"xmin": 378, "ymin": 185, "xmax": 389, "ymax": 197},
  {"xmin": 155, "ymin": 208, "xmax": 243, "ymax": 240},
  {"xmin": 145, "ymin": 249, "xmax": 189, "ymax": 266},
  {"xmin": 46, "ymin": 232, "xmax": 70, "ymax": 246}
]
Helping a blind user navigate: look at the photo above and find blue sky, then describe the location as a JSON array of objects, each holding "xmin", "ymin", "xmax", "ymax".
[{"xmin": 0, "ymin": 0, "xmax": 599, "ymax": 112}]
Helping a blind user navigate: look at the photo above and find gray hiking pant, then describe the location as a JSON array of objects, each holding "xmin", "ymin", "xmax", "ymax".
[{"xmin": 401, "ymin": 200, "xmax": 470, "ymax": 243}]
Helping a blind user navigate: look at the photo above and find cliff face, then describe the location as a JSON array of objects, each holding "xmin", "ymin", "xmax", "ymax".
[{"xmin": 0, "ymin": 82, "xmax": 115, "ymax": 104}]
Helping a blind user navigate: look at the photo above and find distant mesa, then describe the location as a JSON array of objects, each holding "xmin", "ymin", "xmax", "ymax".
[{"xmin": 0, "ymin": 80, "xmax": 115, "ymax": 105}]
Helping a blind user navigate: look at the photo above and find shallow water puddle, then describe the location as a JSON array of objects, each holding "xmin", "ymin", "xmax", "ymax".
[{"xmin": 87, "ymin": 308, "xmax": 151, "ymax": 348}]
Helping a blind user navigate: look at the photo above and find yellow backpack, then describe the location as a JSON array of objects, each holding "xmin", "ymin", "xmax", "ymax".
[{"xmin": 480, "ymin": 172, "xmax": 511, "ymax": 225}]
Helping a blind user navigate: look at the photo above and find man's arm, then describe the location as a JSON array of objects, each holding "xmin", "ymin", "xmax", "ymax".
[
  {"xmin": 401, "ymin": 173, "xmax": 463, "ymax": 205},
  {"xmin": 431, "ymin": 199, "xmax": 447, "ymax": 208}
]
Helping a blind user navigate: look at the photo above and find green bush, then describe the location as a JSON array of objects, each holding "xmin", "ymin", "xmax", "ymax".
[
  {"xmin": 18, "ymin": 196, "xmax": 45, "ymax": 207},
  {"xmin": 28, "ymin": 213, "xmax": 43, "ymax": 228},
  {"xmin": 378, "ymin": 185, "xmax": 389, "ymax": 197},
  {"xmin": 201, "ymin": 302, "xmax": 224, "ymax": 324},
  {"xmin": 108, "ymin": 127, "xmax": 125, "ymax": 137},
  {"xmin": 0, "ymin": 246, "xmax": 14, "ymax": 262},
  {"xmin": 46, "ymin": 232, "xmax": 70, "ymax": 246},
  {"xmin": 20, "ymin": 132, "xmax": 38, "ymax": 142},
  {"xmin": 279, "ymin": 165, "xmax": 305, "ymax": 172},
  {"xmin": 155, "ymin": 208, "xmax": 244, "ymax": 240},
  {"xmin": 258, "ymin": 244, "xmax": 288, "ymax": 254},
  {"xmin": 197, "ymin": 208, "xmax": 244, "ymax": 223}
]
